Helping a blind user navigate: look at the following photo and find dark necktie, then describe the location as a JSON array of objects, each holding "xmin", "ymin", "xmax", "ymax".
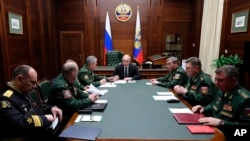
[{"xmin": 124, "ymin": 67, "xmax": 128, "ymax": 77}]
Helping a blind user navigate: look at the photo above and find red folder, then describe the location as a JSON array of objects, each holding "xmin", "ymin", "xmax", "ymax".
[
  {"xmin": 172, "ymin": 113, "xmax": 205, "ymax": 124},
  {"xmin": 187, "ymin": 125, "xmax": 215, "ymax": 134}
]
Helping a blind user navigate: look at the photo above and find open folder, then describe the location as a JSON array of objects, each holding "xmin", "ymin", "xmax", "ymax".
[{"xmin": 59, "ymin": 125, "xmax": 102, "ymax": 140}]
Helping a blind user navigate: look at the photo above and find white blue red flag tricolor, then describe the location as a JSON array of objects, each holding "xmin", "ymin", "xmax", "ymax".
[{"xmin": 104, "ymin": 11, "xmax": 113, "ymax": 65}]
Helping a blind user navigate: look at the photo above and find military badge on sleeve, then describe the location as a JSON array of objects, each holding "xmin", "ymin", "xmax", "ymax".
[
  {"xmin": 244, "ymin": 107, "xmax": 250, "ymax": 117},
  {"xmin": 84, "ymin": 75, "xmax": 89, "ymax": 80},
  {"xmin": 63, "ymin": 90, "xmax": 72, "ymax": 99},
  {"xmin": 200, "ymin": 86, "xmax": 208, "ymax": 95},
  {"xmin": 0, "ymin": 100, "xmax": 10, "ymax": 109},
  {"xmin": 174, "ymin": 74, "xmax": 180, "ymax": 79}
]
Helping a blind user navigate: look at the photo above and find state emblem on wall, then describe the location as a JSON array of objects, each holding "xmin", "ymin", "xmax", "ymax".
[{"xmin": 115, "ymin": 3, "xmax": 132, "ymax": 22}]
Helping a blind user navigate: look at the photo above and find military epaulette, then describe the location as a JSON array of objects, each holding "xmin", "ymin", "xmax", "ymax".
[
  {"xmin": 237, "ymin": 90, "xmax": 250, "ymax": 99},
  {"xmin": 3, "ymin": 90, "xmax": 13, "ymax": 98}
]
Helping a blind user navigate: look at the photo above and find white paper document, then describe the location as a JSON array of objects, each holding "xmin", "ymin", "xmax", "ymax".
[
  {"xmin": 99, "ymin": 89, "xmax": 108, "ymax": 95},
  {"xmin": 100, "ymin": 83, "xmax": 117, "ymax": 87},
  {"xmin": 81, "ymin": 115, "xmax": 102, "ymax": 122},
  {"xmin": 87, "ymin": 84, "xmax": 103, "ymax": 95},
  {"xmin": 157, "ymin": 92, "xmax": 174, "ymax": 96},
  {"xmin": 50, "ymin": 117, "xmax": 59, "ymax": 130},
  {"xmin": 95, "ymin": 100, "xmax": 108, "ymax": 103},
  {"xmin": 168, "ymin": 108, "xmax": 193, "ymax": 114},
  {"xmin": 75, "ymin": 115, "xmax": 82, "ymax": 123},
  {"xmin": 114, "ymin": 80, "xmax": 127, "ymax": 84},
  {"xmin": 152, "ymin": 95, "xmax": 179, "ymax": 101},
  {"xmin": 127, "ymin": 80, "xmax": 136, "ymax": 83},
  {"xmin": 145, "ymin": 82, "xmax": 152, "ymax": 85}
]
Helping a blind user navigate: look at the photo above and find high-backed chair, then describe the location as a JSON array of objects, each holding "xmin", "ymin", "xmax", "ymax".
[
  {"xmin": 106, "ymin": 50, "xmax": 123, "ymax": 66},
  {"xmin": 38, "ymin": 78, "xmax": 52, "ymax": 106},
  {"xmin": 28, "ymin": 89, "xmax": 42, "ymax": 106}
]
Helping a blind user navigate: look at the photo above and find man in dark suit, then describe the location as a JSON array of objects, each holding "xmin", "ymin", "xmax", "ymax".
[{"xmin": 109, "ymin": 54, "xmax": 141, "ymax": 81}]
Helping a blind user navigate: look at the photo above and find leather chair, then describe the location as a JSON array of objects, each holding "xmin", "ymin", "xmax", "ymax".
[
  {"xmin": 106, "ymin": 50, "xmax": 123, "ymax": 66},
  {"xmin": 38, "ymin": 78, "xmax": 52, "ymax": 106},
  {"xmin": 28, "ymin": 89, "xmax": 42, "ymax": 106}
]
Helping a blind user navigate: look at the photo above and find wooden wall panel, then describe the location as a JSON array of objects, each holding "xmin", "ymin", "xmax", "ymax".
[
  {"xmin": 220, "ymin": 0, "xmax": 250, "ymax": 90},
  {"xmin": 0, "ymin": 0, "xmax": 56, "ymax": 89},
  {"xmin": 55, "ymin": 0, "xmax": 200, "ymax": 66}
]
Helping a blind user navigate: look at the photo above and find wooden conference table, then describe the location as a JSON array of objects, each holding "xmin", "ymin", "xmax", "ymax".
[{"xmin": 64, "ymin": 80, "xmax": 224, "ymax": 141}]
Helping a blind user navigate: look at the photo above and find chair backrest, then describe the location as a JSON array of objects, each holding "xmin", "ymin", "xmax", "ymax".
[
  {"xmin": 106, "ymin": 50, "xmax": 123, "ymax": 66},
  {"xmin": 38, "ymin": 78, "xmax": 52, "ymax": 106},
  {"xmin": 28, "ymin": 89, "xmax": 42, "ymax": 105}
]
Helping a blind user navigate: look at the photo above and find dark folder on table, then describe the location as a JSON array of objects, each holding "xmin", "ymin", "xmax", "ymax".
[
  {"xmin": 173, "ymin": 113, "xmax": 205, "ymax": 124},
  {"xmin": 84, "ymin": 103, "xmax": 107, "ymax": 111},
  {"xmin": 59, "ymin": 125, "xmax": 102, "ymax": 140}
]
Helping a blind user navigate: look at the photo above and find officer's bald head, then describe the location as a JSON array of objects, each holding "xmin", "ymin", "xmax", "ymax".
[
  {"xmin": 12, "ymin": 65, "xmax": 36, "ymax": 80},
  {"xmin": 62, "ymin": 59, "xmax": 79, "ymax": 75},
  {"xmin": 12, "ymin": 65, "xmax": 37, "ymax": 94}
]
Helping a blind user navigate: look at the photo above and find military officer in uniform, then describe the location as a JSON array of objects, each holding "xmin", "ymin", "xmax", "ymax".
[
  {"xmin": 150, "ymin": 57, "xmax": 187, "ymax": 88},
  {"xmin": 174, "ymin": 57, "xmax": 215, "ymax": 106},
  {"xmin": 78, "ymin": 56, "xmax": 106, "ymax": 87},
  {"xmin": 0, "ymin": 65, "xmax": 62, "ymax": 140},
  {"xmin": 192, "ymin": 65, "xmax": 250, "ymax": 140},
  {"xmin": 48, "ymin": 60, "xmax": 99, "ymax": 118}
]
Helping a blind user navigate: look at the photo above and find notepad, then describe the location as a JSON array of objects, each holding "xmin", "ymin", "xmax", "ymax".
[
  {"xmin": 187, "ymin": 125, "xmax": 215, "ymax": 134},
  {"xmin": 100, "ymin": 83, "xmax": 117, "ymax": 87},
  {"xmin": 153, "ymin": 95, "xmax": 179, "ymax": 101},
  {"xmin": 81, "ymin": 115, "xmax": 102, "ymax": 122},
  {"xmin": 59, "ymin": 125, "xmax": 102, "ymax": 140},
  {"xmin": 173, "ymin": 113, "xmax": 205, "ymax": 124},
  {"xmin": 157, "ymin": 92, "xmax": 174, "ymax": 96},
  {"xmin": 168, "ymin": 108, "xmax": 193, "ymax": 114}
]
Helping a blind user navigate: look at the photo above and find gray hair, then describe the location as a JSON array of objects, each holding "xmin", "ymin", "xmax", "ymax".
[
  {"xmin": 62, "ymin": 59, "xmax": 78, "ymax": 75},
  {"xmin": 167, "ymin": 57, "xmax": 179, "ymax": 64},
  {"xmin": 215, "ymin": 65, "xmax": 239, "ymax": 80},
  {"xmin": 86, "ymin": 56, "xmax": 97, "ymax": 66},
  {"xmin": 12, "ymin": 65, "xmax": 33, "ymax": 80},
  {"xmin": 186, "ymin": 57, "xmax": 202, "ymax": 69}
]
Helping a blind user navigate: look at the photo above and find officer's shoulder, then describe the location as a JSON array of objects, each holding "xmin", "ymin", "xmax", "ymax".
[
  {"xmin": 2, "ymin": 89, "xmax": 14, "ymax": 98},
  {"xmin": 53, "ymin": 77, "xmax": 68, "ymax": 89},
  {"xmin": 79, "ymin": 67, "xmax": 88, "ymax": 73},
  {"xmin": 176, "ymin": 67, "xmax": 186, "ymax": 73},
  {"xmin": 200, "ymin": 72, "xmax": 212, "ymax": 81},
  {"xmin": 237, "ymin": 89, "xmax": 250, "ymax": 99}
]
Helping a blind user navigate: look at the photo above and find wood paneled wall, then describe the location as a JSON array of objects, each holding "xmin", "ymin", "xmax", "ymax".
[
  {"xmin": 0, "ymin": 0, "xmax": 203, "ymax": 89},
  {"xmin": 220, "ymin": 0, "xmax": 250, "ymax": 90},
  {"xmin": 0, "ymin": 0, "xmax": 56, "ymax": 89},
  {"xmin": 55, "ymin": 0, "xmax": 203, "ymax": 67}
]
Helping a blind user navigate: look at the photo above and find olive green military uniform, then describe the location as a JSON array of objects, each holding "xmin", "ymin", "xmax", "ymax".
[
  {"xmin": 183, "ymin": 71, "xmax": 215, "ymax": 106},
  {"xmin": 203, "ymin": 84, "xmax": 250, "ymax": 139},
  {"xmin": 156, "ymin": 66, "xmax": 187, "ymax": 88},
  {"xmin": 78, "ymin": 64, "xmax": 104, "ymax": 87},
  {"xmin": 48, "ymin": 74, "xmax": 92, "ymax": 117}
]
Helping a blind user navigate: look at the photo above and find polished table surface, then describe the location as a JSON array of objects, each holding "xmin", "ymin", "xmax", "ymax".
[{"xmin": 65, "ymin": 80, "xmax": 224, "ymax": 141}]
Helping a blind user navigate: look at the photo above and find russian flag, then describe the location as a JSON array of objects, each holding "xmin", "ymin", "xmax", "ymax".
[
  {"xmin": 133, "ymin": 8, "xmax": 143, "ymax": 65},
  {"xmin": 104, "ymin": 11, "xmax": 113, "ymax": 65}
]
